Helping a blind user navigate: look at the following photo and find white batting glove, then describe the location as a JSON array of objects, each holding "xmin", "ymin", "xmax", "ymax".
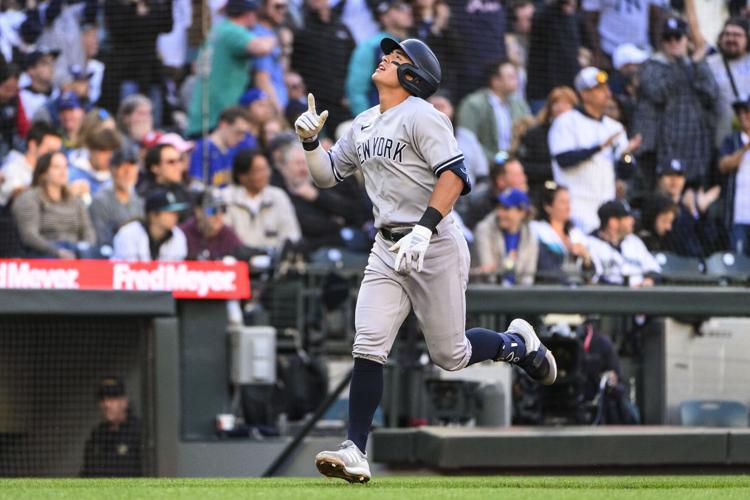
[
  {"xmin": 389, "ymin": 225, "xmax": 433, "ymax": 274},
  {"xmin": 294, "ymin": 93, "xmax": 329, "ymax": 142}
]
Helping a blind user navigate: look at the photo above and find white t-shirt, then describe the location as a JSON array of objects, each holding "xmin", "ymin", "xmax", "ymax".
[
  {"xmin": 582, "ymin": 0, "xmax": 666, "ymax": 55},
  {"xmin": 112, "ymin": 220, "xmax": 188, "ymax": 261},
  {"xmin": 734, "ymin": 132, "xmax": 750, "ymax": 224},
  {"xmin": 548, "ymin": 108, "xmax": 629, "ymax": 233}
]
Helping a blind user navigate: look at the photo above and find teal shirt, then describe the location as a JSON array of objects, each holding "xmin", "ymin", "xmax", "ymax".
[
  {"xmin": 345, "ymin": 32, "xmax": 396, "ymax": 116},
  {"xmin": 188, "ymin": 20, "xmax": 255, "ymax": 135}
]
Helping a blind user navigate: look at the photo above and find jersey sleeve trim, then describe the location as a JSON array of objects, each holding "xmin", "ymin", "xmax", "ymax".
[
  {"xmin": 433, "ymin": 154, "xmax": 465, "ymax": 176},
  {"xmin": 327, "ymin": 151, "xmax": 344, "ymax": 183}
]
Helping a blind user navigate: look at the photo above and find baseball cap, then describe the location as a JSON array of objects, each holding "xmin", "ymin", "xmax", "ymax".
[
  {"xmin": 69, "ymin": 63, "xmax": 94, "ymax": 81},
  {"xmin": 110, "ymin": 146, "xmax": 139, "ymax": 167},
  {"xmin": 225, "ymin": 0, "xmax": 259, "ymax": 16},
  {"xmin": 372, "ymin": 0, "xmax": 406, "ymax": 16},
  {"xmin": 97, "ymin": 377, "xmax": 125, "ymax": 400},
  {"xmin": 662, "ymin": 17, "xmax": 688, "ymax": 39},
  {"xmin": 200, "ymin": 190, "xmax": 227, "ymax": 216},
  {"xmin": 597, "ymin": 200, "xmax": 630, "ymax": 226},
  {"xmin": 732, "ymin": 94, "xmax": 750, "ymax": 112},
  {"xmin": 238, "ymin": 87, "xmax": 268, "ymax": 107},
  {"xmin": 656, "ymin": 158, "xmax": 686, "ymax": 177},
  {"xmin": 497, "ymin": 188, "xmax": 530, "ymax": 210},
  {"xmin": 158, "ymin": 132, "xmax": 194, "ymax": 154},
  {"xmin": 24, "ymin": 48, "xmax": 60, "ymax": 70},
  {"xmin": 574, "ymin": 66, "xmax": 608, "ymax": 92},
  {"xmin": 612, "ymin": 44, "xmax": 649, "ymax": 71},
  {"xmin": 145, "ymin": 189, "xmax": 190, "ymax": 213},
  {"xmin": 58, "ymin": 91, "xmax": 83, "ymax": 110}
]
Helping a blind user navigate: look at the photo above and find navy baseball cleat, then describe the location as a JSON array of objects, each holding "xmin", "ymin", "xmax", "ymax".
[
  {"xmin": 499, "ymin": 319, "xmax": 557, "ymax": 385},
  {"xmin": 315, "ymin": 440, "xmax": 371, "ymax": 483}
]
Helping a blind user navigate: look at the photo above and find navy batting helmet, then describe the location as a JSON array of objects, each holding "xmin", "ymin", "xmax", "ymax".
[{"xmin": 380, "ymin": 38, "xmax": 441, "ymax": 99}]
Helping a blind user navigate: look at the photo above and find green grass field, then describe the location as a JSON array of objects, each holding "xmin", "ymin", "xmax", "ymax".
[{"xmin": 1, "ymin": 476, "xmax": 749, "ymax": 499}]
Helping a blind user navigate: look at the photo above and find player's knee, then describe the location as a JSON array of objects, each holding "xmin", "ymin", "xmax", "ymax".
[{"xmin": 429, "ymin": 348, "xmax": 465, "ymax": 372}]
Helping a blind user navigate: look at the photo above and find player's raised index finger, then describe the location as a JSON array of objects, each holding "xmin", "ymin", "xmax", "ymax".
[{"xmin": 307, "ymin": 93, "xmax": 316, "ymax": 114}]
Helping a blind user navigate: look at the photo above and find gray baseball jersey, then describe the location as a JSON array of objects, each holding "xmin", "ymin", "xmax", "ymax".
[
  {"xmin": 328, "ymin": 96, "xmax": 466, "ymax": 228},
  {"xmin": 327, "ymin": 96, "xmax": 472, "ymax": 370}
]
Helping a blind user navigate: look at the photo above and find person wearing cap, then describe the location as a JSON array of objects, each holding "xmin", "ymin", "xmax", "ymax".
[
  {"xmin": 186, "ymin": 0, "xmax": 276, "ymax": 135},
  {"xmin": 179, "ymin": 190, "xmax": 246, "ymax": 260},
  {"xmin": 609, "ymin": 43, "xmax": 648, "ymax": 133},
  {"xmin": 719, "ymin": 95, "xmax": 750, "ymax": 255},
  {"xmin": 633, "ymin": 16, "xmax": 718, "ymax": 187},
  {"xmin": 57, "ymin": 91, "xmax": 86, "ymax": 152},
  {"xmin": 81, "ymin": 377, "xmax": 143, "ymax": 477},
  {"xmin": 291, "ymin": 0, "xmax": 355, "ymax": 135},
  {"xmin": 112, "ymin": 188, "xmax": 188, "ymax": 261},
  {"xmin": 0, "ymin": 121, "xmax": 62, "ymax": 206},
  {"xmin": 345, "ymin": 0, "xmax": 413, "ymax": 116},
  {"xmin": 582, "ymin": 0, "xmax": 666, "ymax": 70},
  {"xmin": 0, "ymin": 62, "xmax": 29, "ymax": 157},
  {"xmin": 90, "ymin": 147, "xmax": 144, "ymax": 247},
  {"xmin": 68, "ymin": 127, "xmax": 124, "ymax": 197},
  {"xmin": 237, "ymin": 87, "xmax": 270, "ymax": 146},
  {"xmin": 458, "ymin": 60, "xmax": 531, "ymax": 166},
  {"xmin": 189, "ymin": 106, "xmax": 253, "ymax": 187},
  {"xmin": 707, "ymin": 18, "xmax": 750, "ymax": 148},
  {"xmin": 586, "ymin": 200, "xmax": 660, "ymax": 286},
  {"xmin": 548, "ymin": 66, "xmax": 641, "ymax": 233},
  {"xmin": 19, "ymin": 49, "xmax": 61, "ymax": 120},
  {"xmin": 474, "ymin": 187, "xmax": 539, "ymax": 285},
  {"xmin": 654, "ymin": 157, "xmax": 708, "ymax": 258}
]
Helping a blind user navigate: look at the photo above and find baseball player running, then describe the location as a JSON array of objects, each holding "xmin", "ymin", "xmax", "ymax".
[{"xmin": 294, "ymin": 38, "xmax": 557, "ymax": 483}]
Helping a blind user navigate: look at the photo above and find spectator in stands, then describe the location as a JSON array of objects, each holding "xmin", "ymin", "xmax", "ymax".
[
  {"xmin": 634, "ymin": 16, "xmax": 719, "ymax": 188},
  {"xmin": 90, "ymin": 147, "xmax": 144, "ymax": 247},
  {"xmin": 410, "ymin": 0, "xmax": 460, "ymax": 100},
  {"xmin": 69, "ymin": 127, "xmax": 124, "ymax": 197},
  {"xmin": 345, "ymin": 0, "xmax": 413, "ymax": 116},
  {"xmin": 708, "ymin": 18, "xmax": 750, "ymax": 148},
  {"xmin": 19, "ymin": 48, "xmax": 60, "ymax": 121},
  {"xmin": 54, "ymin": 23, "xmax": 104, "ymax": 107},
  {"xmin": 237, "ymin": 88, "xmax": 269, "ymax": 148},
  {"xmin": 278, "ymin": 142, "xmax": 367, "ymax": 250},
  {"xmin": 284, "ymin": 71, "xmax": 307, "ymax": 126},
  {"xmin": 428, "ymin": 92, "xmax": 487, "ymax": 186},
  {"xmin": 157, "ymin": 132, "xmax": 195, "ymax": 186},
  {"xmin": 80, "ymin": 377, "xmax": 143, "ymax": 477},
  {"xmin": 508, "ymin": 1, "xmax": 533, "ymax": 65},
  {"xmin": 12, "ymin": 151, "xmax": 96, "ymax": 258},
  {"xmin": 719, "ymin": 95, "xmax": 750, "ymax": 255},
  {"xmin": 112, "ymin": 188, "xmax": 188, "ymax": 260},
  {"xmin": 0, "ymin": 122, "xmax": 61, "ymax": 206},
  {"xmin": 609, "ymin": 44, "xmax": 648, "ymax": 134},
  {"xmin": 458, "ymin": 60, "xmax": 531, "ymax": 165},
  {"xmin": 253, "ymin": 0, "xmax": 289, "ymax": 114},
  {"xmin": 638, "ymin": 192, "xmax": 678, "ymax": 252},
  {"xmin": 180, "ymin": 190, "xmax": 245, "ymax": 260},
  {"xmin": 461, "ymin": 153, "xmax": 526, "ymax": 229},
  {"xmin": 116, "ymin": 94, "xmax": 156, "ymax": 152},
  {"xmin": 583, "ymin": 0, "xmax": 666, "ymax": 70},
  {"xmin": 157, "ymin": 0, "xmax": 192, "ymax": 113},
  {"xmin": 445, "ymin": 0, "xmax": 507, "ymax": 100},
  {"xmin": 291, "ymin": 0, "xmax": 355, "ymax": 135},
  {"xmin": 258, "ymin": 115, "xmax": 289, "ymax": 153},
  {"xmin": 0, "ymin": 62, "xmax": 28, "ymax": 158},
  {"xmin": 587, "ymin": 201, "xmax": 660, "ymax": 286},
  {"xmin": 531, "ymin": 183, "xmax": 593, "ymax": 284},
  {"xmin": 101, "ymin": 0, "xmax": 173, "ymax": 125},
  {"xmin": 474, "ymin": 188, "xmax": 538, "ymax": 284},
  {"xmin": 548, "ymin": 67, "xmax": 641, "ymax": 233},
  {"xmin": 189, "ymin": 107, "xmax": 252, "ymax": 187},
  {"xmin": 58, "ymin": 91, "xmax": 86, "ymax": 151},
  {"xmin": 186, "ymin": 0, "xmax": 275, "ymax": 136},
  {"xmin": 224, "ymin": 148, "xmax": 300, "ymax": 253},
  {"xmin": 518, "ymin": 86, "xmax": 578, "ymax": 199},
  {"xmin": 140, "ymin": 144, "xmax": 193, "ymax": 209}
]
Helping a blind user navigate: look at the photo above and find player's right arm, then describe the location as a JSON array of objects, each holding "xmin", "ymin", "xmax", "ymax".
[{"xmin": 294, "ymin": 93, "xmax": 358, "ymax": 188}]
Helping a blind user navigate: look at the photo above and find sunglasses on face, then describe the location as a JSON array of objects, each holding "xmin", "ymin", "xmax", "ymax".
[
  {"xmin": 204, "ymin": 206, "xmax": 227, "ymax": 216},
  {"xmin": 663, "ymin": 33, "xmax": 685, "ymax": 42},
  {"xmin": 271, "ymin": 3, "xmax": 287, "ymax": 10}
]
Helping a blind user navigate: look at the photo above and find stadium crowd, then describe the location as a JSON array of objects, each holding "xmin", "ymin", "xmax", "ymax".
[{"xmin": 0, "ymin": 0, "xmax": 747, "ymax": 287}]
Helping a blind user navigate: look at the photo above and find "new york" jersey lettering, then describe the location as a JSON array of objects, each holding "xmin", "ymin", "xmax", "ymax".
[{"xmin": 356, "ymin": 137, "xmax": 408, "ymax": 165}]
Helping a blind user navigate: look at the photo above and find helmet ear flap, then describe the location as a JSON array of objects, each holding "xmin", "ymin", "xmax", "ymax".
[{"xmin": 396, "ymin": 64, "xmax": 436, "ymax": 99}]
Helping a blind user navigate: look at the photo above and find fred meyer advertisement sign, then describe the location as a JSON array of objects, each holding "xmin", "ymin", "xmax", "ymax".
[{"xmin": 0, "ymin": 259, "xmax": 251, "ymax": 299}]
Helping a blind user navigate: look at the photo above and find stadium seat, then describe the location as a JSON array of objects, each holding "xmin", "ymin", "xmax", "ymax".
[
  {"xmin": 652, "ymin": 252, "xmax": 711, "ymax": 284},
  {"xmin": 679, "ymin": 400, "xmax": 749, "ymax": 428},
  {"xmin": 704, "ymin": 252, "xmax": 750, "ymax": 284}
]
